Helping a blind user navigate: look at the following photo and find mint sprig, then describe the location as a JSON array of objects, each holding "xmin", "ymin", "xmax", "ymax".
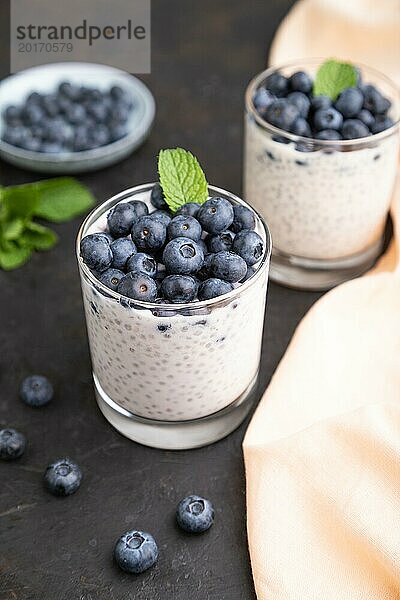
[
  {"xmin": 158, "ymin": 148, "xmax": 208, "ymax": 212},
  {"xmin": 313, "ymin": 59, "xmax": 357, "ymax": 100},
  {"xmin": 0, "ymin": 177, "xmax": 95, "ymax": 271}
]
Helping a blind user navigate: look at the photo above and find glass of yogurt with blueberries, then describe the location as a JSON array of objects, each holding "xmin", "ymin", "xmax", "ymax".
[
  {"xmin": 77, "ymin": 148, "xmax": 271, "ymax": 450},
  {"xmin": 244, "ymin": 58, "xmax": 400, "ymax": 290}
]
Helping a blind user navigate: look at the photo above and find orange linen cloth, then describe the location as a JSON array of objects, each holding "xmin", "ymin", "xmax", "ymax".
[{"xmin": 243, "ymin": 1, "xmax": 400, "ymax": 598}]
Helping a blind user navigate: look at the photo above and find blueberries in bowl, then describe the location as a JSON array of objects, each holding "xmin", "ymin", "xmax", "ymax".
[
  {"xmin": 252, "ymin": 62, "xmax": 395, "ymax": 144},
  {"xmin": 79, "ymin": 180, "xmax": 267, "ymax": 304},
  {"xmin": 1, "ymin": 81, "xmax": 134, "ymax": 153}
]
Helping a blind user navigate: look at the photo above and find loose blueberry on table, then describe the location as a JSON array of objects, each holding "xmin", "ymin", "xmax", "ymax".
[
  {"xmin": 1, "ymin": 81, "xmax": 133, "ymax": 153},
  {"xmin": 20, "ymin": 374, "xmax": 53, "ymax": 407},
  {"xmin": 176, "ymin": 495, "xmax": 215, "ymax": 533},
  {"xmin": 252, "ymin": 59, "xmax": 395, "ymax": 146},
  {"xmin": 0, "ymin": 428, "xmax": 26, "ymax": 460},
  {"xmin": 114, "ymin": 530, "xmax": 159, "ymax": 574},
  {"xmin": 80, "ymin": 147, "xmax": 265, "ymax": 304},
  {"xmin": 44, "ymin": 458, "xmax": 82, "ymax": 496}
]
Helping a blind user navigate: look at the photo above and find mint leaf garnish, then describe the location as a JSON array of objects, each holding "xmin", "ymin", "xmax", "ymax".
[
  {"xmin": 0, "ymin": 176, "xmax": 95, "ymax": 270},
  {"xmin": 158, "ymin": 148, "xmax": 208, "ymax": 212},
  {"xmin": 313, "ymin": 59, "xmax": 357, "ymax": 100},
  {"xmin": 2, "ymin": 218, "xmax": 24, "ymax": 241},
  {"xmin": 0, "ymin": 240, "xmax": 32, "ymax": 271},
  {"xmin": 20, "ymin": 222, "xmax": 58, "ymax": 250},
  {"xmin": 33, "ymin": 178, "xmax": 95, "ymax": 223}
]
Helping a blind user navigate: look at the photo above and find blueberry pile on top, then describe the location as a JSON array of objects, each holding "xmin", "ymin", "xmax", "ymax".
[
  {"xmin": 253, "ymin": 67, "xmax": 394, "ymax": 144},
  {"xmin": 80, "ymin": 184, "xmax": 265, "ymax": 304},
  {"xmin": 1, "ymin": 81, "xmax": 133, "ymax": 153}
]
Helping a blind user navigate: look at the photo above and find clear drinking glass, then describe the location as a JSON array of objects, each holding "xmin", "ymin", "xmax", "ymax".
[
  {"xmin": 76, "ymin": 184, "xmax": 271, "ymax": 450},
  {"xmin": 244, "ymin": 59, "xmax": 400, "ymax": 290}
]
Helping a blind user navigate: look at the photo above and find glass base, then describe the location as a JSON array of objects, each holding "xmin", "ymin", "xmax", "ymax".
[
  {"xmin": 93, "ymin": 371, "xmax": 259, "ymax": 450},
  {"xmin": 269, "ymin": 237, "xmax": 383, "ymax": 291}
]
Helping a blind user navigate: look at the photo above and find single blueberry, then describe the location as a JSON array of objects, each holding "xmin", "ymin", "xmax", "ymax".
[
  {"xmin": 22, "ymin": 103, "xmax": 44, "ymax": 125},
  {"xmin": 117, "ymin": 272, "xmax": 158, "ymax": 301},
  {"xmin": 231, "ymin": 205, "xmax": 256, "ymax": 233},
  {"xmin": 207, "ymin": 230, "xmax": 235, "ymax": 253},
  {"xmin": 20, "ymin": 375, "xmax": 53, "ymax": 407},
  {"xmin": 44, "ymin": 458, "xmax": 82, "ymax": 496},
  {"xmin": 86, "ymin": 101, "xmax": 109, "ymax": 123},
  {"xmin": 58, "ymin": 81, "xmax": 80, "ymax": 101},
  {"xmin": 211, "ymin": 251, "xmax": 247, "ymax": 283},
  {"xmin": 176, "ymin": 495, "xmax": 214, "ymax": 533},
  {"xmin": 290, "ymin": 117, "xmax": 312, "ymax": 137},
  {"xmin": 88, "ymin": 124, "xmax": 110, "ymax": 148},
  {"xmin": 131, "ymin": 215, "xmax": 167, "ymax": 252},
  {"xmin": 287, "ymin": 91, "xmax": 310, "ymax": 118},
  {"xmin": 357, "ymin": 109, "xmax": 375, "ymax": 129},
  {"xmin": 107, "ymin": 203, "xmax": 137, "ymax": 238},
  {"xmin": 114, "ymin": 530, "xmax": 158, "ymax": 574},
  {"xmin": 0, "ymin": 429, "xmax": 26, "ymax": 461},
  {"xmin": 44, "ymin": 119, "xmax": 72, "ymax": 144},
  {"xmin": 110, "ymin": 85, "xmax": 129, "ymax": 102},
  {"xmin": 99, "ymin": 268, "xmax": 125, "ymax": 291},
  {"xmin": 311, "ymin": 95, "xmax": 332, "ymax": 112},
  {"xmin": 232, "ymin": 230, "xmax": 264, "ymax": 266},
  {"xmin": 73, "ymin": 126, "xmax": 91, "ymax": 151},
  {"xmin": 371, "ymin": 115, "xmax": 394, "ymax": 134},
  {"xmin": 315, "ymin": 129, "xmax": 343, "ymax": 140},
  {"xmin": 110, "ymin": 238, "xmax": 137, "ymax": 270},
  {"xmin": 289, "ymin": 71, "xmax": 313, "ymax": 94},
  {"xmin": 335, "ymin": 87, "xmax": 364, "ymax": 118},
  {"xmin": 167, "ymin": 215, "xmax": 202, "ymax": 241},
  {"xmin": 109, "ymin": 123, "xmax": 128, "ymax": 142},
  {"xmin": 65, "ymin": 103, "xmax": 87, "ymax": 125},
  {"xmin": 149, "ymin": 210, "xmax": 172, "ymax": 227},
  {"xmin": 363, "ymin": 85, "xmax": 391, "ymax": 115},
  {"xmin": 176, "ymin": 202, "xmax": 201, "ymax": 218},
  {"xmin": 3, "ymin": 105, "xmax": 21, "ymax": 124},
  {"xmin": 197, "ymin": 197, "xmax": 234, "ymax": 234},
  {"xmin": 108, "ymin": 103, "xmax": 130, "ymax": 124},
  {"xmin": 265, "ymin": 99, "xmax": 300, "ymax": 132},
  {"xmin": 150, "ymin": 183, "xmax": 167, "ymax": 210},
  {"xmin": 313, "ymin": 107, "xmax": 343, "ymax": 131},
  {"xmin": 126, "ymin": 252, "xmax": 157, "ymax": 278},
  {"xmin": 163, "ymin": 237, "xmax": 204, "ymax": 275},
  {"xmin": 341, "ymin": 119, "xmax": 370, "ymax": 139},
  {"xmin": 161, "ymin": 275, "xmax": 198, "ymax": 303},
  {"xmin": 264, "ymin": 72, "xmax": 288, "ymax": 97},
  {"xmin": 42, "ymin": 94, "xmax": 60, "ymax": 118},
  {"xmin": 253, "ymin": 87, "xmax": 275, "ymax": 116},
  {"xmin": 198, "ymin": 278, "xmax": 233, "ymax": 300},
  {"xmin": 80, "ymin": 233, "xmax": 113, "ymax": 272}
]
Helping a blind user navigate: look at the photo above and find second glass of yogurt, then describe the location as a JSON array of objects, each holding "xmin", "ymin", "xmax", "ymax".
[
  {"xmin": 244, "ymin": 59, "xmax": 400, "ymax": 290},
  {"xmin": 77, "ymin": 184, "xmax": 271, "ymax": 450}
]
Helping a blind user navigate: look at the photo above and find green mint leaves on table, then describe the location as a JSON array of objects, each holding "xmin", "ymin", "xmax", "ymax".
[
  {"xmin": 0, "ymin": 177, "xmax": 95, "ymax": 270},
  {"xmin": 158, "ymin": 147, "xmax": 208, "ymax": 212},
  {"xmin": 313, "ymin": 59, "xmax": 358, "ymax": 100}
]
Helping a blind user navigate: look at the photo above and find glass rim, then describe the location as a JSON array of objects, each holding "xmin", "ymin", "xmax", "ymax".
[
  {"xmin": 76, "ymin": 182, "xmax": 272, "ymax": 312},
  {"xmin": 245, "ymin": 57, "xmax": 400, "ymax": 147}
]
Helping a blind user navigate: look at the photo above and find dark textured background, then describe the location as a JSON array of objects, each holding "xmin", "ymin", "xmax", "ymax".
[{"xmin": 0, "ymin": 2, "xmax": 321, "ymax": 599}]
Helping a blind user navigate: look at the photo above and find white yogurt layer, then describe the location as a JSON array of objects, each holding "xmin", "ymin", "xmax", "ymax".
[
  {"xmin": 80, "ymin": 190, "xmax": 269, "ymax": 421},
  {"xmin": 244, "ymin": 114, "xmax": 399, "ymax": 260}
]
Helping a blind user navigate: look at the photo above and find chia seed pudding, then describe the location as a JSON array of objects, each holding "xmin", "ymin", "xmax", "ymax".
[
  {"xmin": 77, "ymin": 185, "xmax": 270, "ymax": 425},
  {"xmin": 244, "ymin": 59, "xmax": 400, "ymax": 287}
]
